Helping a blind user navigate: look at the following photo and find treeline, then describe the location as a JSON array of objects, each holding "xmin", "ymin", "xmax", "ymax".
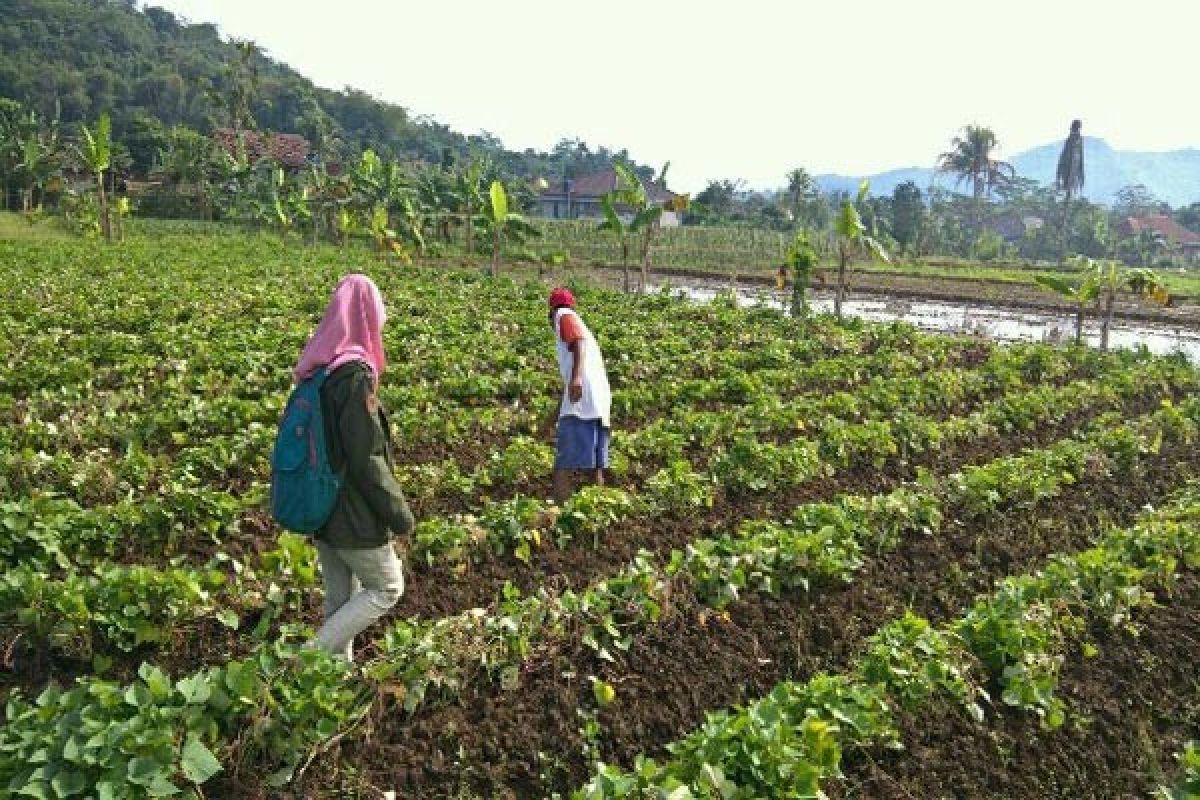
[
  {"xmin": 0, "ymin": 0, "xmax": 651, "ymax": 180},
  {"xmin": 687, "ymin": 168, "xmax": 1200, "ymax": 266}
]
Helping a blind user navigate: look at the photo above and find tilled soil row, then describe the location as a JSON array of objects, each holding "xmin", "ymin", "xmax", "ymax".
[
  {"xmin": 389, "ymin": 340, "xmax": 998, "ymax": 515},
  {"xmin": 325, "ymin": 422, "xmax": 1200, "ymax": 798},
  {"xmin": 3, "ymin": 378, "xmax": 1131, "ymax": 697},
  {"xmin": 387, "ymin": 387, "xmax": 1169, "ymax": 619},
  {"xmin": 831, "ymin": 571, "xmax": 1200, "ymax": 800}
]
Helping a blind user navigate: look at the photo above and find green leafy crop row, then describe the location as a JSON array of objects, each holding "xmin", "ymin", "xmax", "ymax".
[{"xmin": 576, "ymin": 483, "xmax": 1200, "ymax": 799}]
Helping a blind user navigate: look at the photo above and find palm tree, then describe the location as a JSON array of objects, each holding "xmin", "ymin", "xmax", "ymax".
[
  {"xmin": 937, "ymin": 125, "xmax": 1014, "ymax": 230},
  {"xmin": 1055, "ymin": 119, "xmax": 1085, "ymax": 237}
]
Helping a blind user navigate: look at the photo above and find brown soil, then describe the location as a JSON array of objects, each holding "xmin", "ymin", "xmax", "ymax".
[
  {"xmin": 383, "ymin": 388, "xmax": 1161, "ymax": 621},
  {"xmin": 303, "ymin": 424, "xmax": 1200, "ymax": 798},
  {"xmin": 832, "ymin": 572, "xmax": 1200, "ymax": 800},
  {"xmin": 2, "ymin": 387, "xmax": 1164, "ymax": 699}
]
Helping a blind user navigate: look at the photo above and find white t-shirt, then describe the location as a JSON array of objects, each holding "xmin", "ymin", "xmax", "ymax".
[{"xmin": 553, "ymin": 307, "xmax": 611, "ymax": 427}]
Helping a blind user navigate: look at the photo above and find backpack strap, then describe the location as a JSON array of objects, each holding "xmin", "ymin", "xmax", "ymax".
[{"xmin": 307, "ymin": 366, "xmax": 333, "ymax": 388}]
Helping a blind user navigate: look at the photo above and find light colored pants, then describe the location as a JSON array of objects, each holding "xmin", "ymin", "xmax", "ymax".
[{"xmin": 313, "ymin": 539, "xmax": 404, "ymax": 661}]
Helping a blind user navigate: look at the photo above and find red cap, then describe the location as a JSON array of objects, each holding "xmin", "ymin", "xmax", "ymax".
[{"xmin": 548, "ymin": 287, "xmax": 576, "ymax": 309}]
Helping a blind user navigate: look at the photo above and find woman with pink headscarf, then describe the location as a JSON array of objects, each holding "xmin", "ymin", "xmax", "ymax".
[{"xmin": 294, "ymin": 273, "xmax": 413, "ymax": 661}]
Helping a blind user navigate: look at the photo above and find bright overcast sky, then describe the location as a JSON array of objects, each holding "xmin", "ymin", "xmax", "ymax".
[{"xmin": 148, "ymin": 0, "xmax": 1200, "ymax": 193}]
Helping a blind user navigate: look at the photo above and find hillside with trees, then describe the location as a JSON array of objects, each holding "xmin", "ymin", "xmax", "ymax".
[{"xmin": 0, "ymin": 0, "xmax": 651, "ymax": 179}]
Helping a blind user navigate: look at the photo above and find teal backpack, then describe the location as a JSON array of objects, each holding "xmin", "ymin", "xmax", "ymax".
[{"xmin": 270, "ymin": 369, "xmax": 342, "ymax": 533}]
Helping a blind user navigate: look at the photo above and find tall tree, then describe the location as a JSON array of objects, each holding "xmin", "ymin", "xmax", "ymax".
[
  {"xmin": 1113, "ymin": 184, "xmax": 1162, "ymax": 218},
  {"xmin": 694, "ymin": 179, "xmax": 738, "ymax": 216},
  {"xmin": 937, "ymin": 125, "xmax": 1014, "ymax": 230},
  {"xmin": 221, "ymin": 39, "xmax": 262, "ymax": 136},
  {"xmin": 891, "ymin": 181, "xmax": 924, "ymax": 253},
  {"xmin": 1054, "ymin": 119, "xmax": 1085, "ymax": 236}
]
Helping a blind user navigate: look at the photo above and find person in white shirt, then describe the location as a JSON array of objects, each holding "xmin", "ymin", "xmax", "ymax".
[{"xmin": 546, "ymin": 287, "xmax": 612, "ymax": 503}]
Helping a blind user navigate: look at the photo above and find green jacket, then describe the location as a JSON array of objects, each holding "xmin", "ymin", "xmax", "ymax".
[{"xmin": 316, "ymin": 361, "xmax": 414, "ymax": 549}]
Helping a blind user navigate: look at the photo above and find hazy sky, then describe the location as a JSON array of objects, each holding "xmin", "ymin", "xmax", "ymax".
[{"xmin": 149, "ymin": 0, "xmax": 1200, "ymax": 192}]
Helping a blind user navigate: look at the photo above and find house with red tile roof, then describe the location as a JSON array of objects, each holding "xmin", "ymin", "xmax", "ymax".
[
  {"xmin": 213, "ymin": 128, "xmax": 311, "ymax": 169},
  {"xmin": 1117, "ymin": 214, "xmax": 1200, "ymax": 264},
  {"xmin": 536, "ymin": 167, "xmax": 683, "ymax": 227}
]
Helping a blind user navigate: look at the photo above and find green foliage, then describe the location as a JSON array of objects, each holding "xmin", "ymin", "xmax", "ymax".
[
  {"xmin": 785, "ymin": 230, "xmax": 818, "ymax": 314},
  {"xmin": 78, "ymin": 113, "xmax": 112, "ymax": 175},
  {"xmin": 557, "ymin": 487, "xmax": 640, "ymax": 547},
  {"xmin": 0, "ymin": 646, "xmax": 363, "ymax": 799},
  {"xmin": 712, "ymin": 437, "xmax": 828, "ymax": 495},
  {"xmin": 4, "ymin": 226, "xmax": 1200, "ymax": 797},
  {"xmin": 1157, "ymin": 742, "xmax": 1200, "ymax": 799}
]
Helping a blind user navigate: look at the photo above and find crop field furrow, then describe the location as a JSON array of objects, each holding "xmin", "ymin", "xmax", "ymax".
[
  {"xmin": 5, "ymin": 363, "xmax": 1176, "ymax": 696},
  {"xmin": 341, "ymin": 412, "xmax": 1200, "ymax": 797},
  {"xmin": 0, "ymin": 381, "xmax": 1121, "ymax": 694},
  {"xmin": 387, "ymin": 369, "xmax": 1190, "ymax": 617},
  {"xmin": 3, "ymin": 330, "xmax": 983, "ymax": 506},
  {"xmin": 3, "ymin": 402, "xmax": 1191, "ymax": 800},
  {"xmin": 5, "ymin": 230, "xmax": 1200, "ymax": 800},
  {"xmin": 565, "ymin": 486, "xmax": 1200, "ymax": 799},
  {"xmin": 0, "ymin": 342, "xmax": 970, "ymax": 515},
  {"xmin": 831, "ymin": 572, "xmax": 1200, "ymax": 799},
  {"xmin": 4, "ymin": 339, "xmax": 1131, "ymax": 581}
]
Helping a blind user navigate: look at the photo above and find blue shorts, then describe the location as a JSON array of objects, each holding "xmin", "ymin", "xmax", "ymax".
[{"xmin": 555, "ymin": 416, "xmax": 611, "ymax": 470}]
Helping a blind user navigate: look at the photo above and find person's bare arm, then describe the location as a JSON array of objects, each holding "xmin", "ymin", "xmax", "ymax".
[{"xmin": 568, "ymin": 339, "xmax": 584, "ymax": 402}]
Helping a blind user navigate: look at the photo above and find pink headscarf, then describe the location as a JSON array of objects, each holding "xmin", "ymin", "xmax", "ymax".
[{"xmin": 293, "ymin": 274, "xmax": 388, "ymax": 385}]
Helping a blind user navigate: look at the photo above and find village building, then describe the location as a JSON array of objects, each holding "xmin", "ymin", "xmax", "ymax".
[
  {"xmin": 536, "ymin": 167, "xmax": 683, "ymax": 227},
  {"xmin": 990, "ymin": 212, "xmax": 1044, "ymax": 243},
  {"xmin": 212, "ymin": 128, "xmax": 312, "ymax": 169},
  {"xmin": 1117, "ymin": 214, "xmax": 1200, "ymax": 265}
]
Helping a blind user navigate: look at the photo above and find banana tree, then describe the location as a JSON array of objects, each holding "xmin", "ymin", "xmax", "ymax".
[
  {"xmin": 210, "ymin": 138, "xmax": 254, "ymax": 222},
  {"xmin": 112, "ymin": 196, "xmax": 131, "ymax": 242},
  {"xmin": 1034, "ymin": 272, "xmax": 1100, "ymax": 346},
  {"xmin": 611, "ymin": 162, "xmax": 676, "ymax": 292},
  {"xmin": 367, "ymin": 204, "xmax": 410, "ymax": 264},
  {"xmin": 76, "ymin": 114, "xmax": 113, "ymax": 242},
  {"xmin": 597, "ymin": 189, "xmax": 634, "ymax": 292},
  {"xmin": 16, "ymin": 132, "xmax": 58, "ymax": 213},
  {"xmin": 415, "ymin": 166, "xmax": 457, "ymax": 245},
  {"xmin": 483, "ymin": 179, "xmax": 538, "ymax": 277},
  {"xmin": 304, "ymin": 163, "xmax": 351, "ymax": 245},
  {"xmin": 1037, "ymin": 257, "xmax": 1170, "ymax": 350},
  {"xmin": 1092, "ymin": 259, "xmax": 1168, "ymax": 350},
  {"xmin": 832, "ymin": 181, "xmax": 890, "ymax": 319},
  {"xmin": 785, "ymin": 230, "xmax": 819, "ymax": 316},
  {"xmin": 455, "ymin": 158, "xmax": 486, "ymax": 258},
  {"xmin": 156, "ymin": 127, "xmax": 218, "ymax": 220},
  {"xmin": 351, "ymin": 150, "xmax": 426, "ymax": 256}
]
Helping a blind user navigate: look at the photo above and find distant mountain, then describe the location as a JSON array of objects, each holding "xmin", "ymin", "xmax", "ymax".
[
  {"xmin": 1010, "ymin": 138, "xmax": 1200, "ymax": 208},
  {"xmin": 815, "ymin": 137, "xmax": 1200, "ymax": 207}
]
